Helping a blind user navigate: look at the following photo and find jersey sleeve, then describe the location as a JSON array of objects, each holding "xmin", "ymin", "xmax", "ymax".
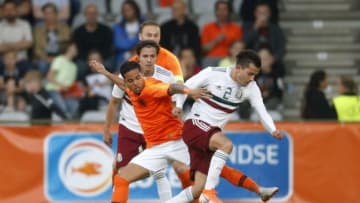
[
  {"xmin": 176, "ymin": 67, "xmax": 211, "ymax": 108},
  {"xmin": 111, "ymin": 74, "xmax": 125, "ymax": 98},
  {"xmin": 248, "ymin": 82, "xmax": 276, "ymax": 134},
  {"xmin": 167, "ymin": 53, "xmax": 183, "ymax": 82},
  {"xmin": 161, "ymin": 48, "xmax": 184, "ymax": 82},
  {"xmin": 169, "ymin": 71, "xmax": 179, "ymax": 102},
  {"xmin": 143, "ymin": 82, "xmax": 170, "ymax": 98}
]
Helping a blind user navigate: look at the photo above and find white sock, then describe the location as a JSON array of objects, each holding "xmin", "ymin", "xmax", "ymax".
[
  {"xmin": 205, "ymin": 150, "xmax": 229, "ymax": 190},
  {"xmin": 165, "ymin": 186, "xmax": 194, "ymax": 203},
  {"xmin": 154, "ymin": 170, "xmax": 172, "ymax": 201}
]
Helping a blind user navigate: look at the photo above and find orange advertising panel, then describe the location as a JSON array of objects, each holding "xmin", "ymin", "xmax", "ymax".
[{"xmin": 0, "ymin": 122, "xmax": 359, "ymax": 203}]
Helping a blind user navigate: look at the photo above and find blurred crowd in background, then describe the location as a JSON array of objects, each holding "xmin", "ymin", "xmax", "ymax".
[{"xmin": 0, "ymin": 0, "xmax": 358, "ymax": 123}]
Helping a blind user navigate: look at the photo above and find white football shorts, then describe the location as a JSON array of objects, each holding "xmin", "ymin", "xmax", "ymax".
[{"xmin": 130, "ymin": 139, "xmax": 190, "ymax": 172}]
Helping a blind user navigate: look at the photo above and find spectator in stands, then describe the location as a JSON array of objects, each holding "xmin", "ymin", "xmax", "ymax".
[
  {"xmin": 179, "ymin": 47, "xmax": 201, "ymax": 81},
  {"xmin": 0, "ymin": 51, "xmax": 26, "ymax": 112},
  {"xmin": 33, "ymin": 2, "xmax": 70, "ymax": 74},
  {"xmin": 78, "ymin": 50, "xmax": 111, "ymax": 117},
  {"xmin": 243, "ymin": 2, "xmax": 286, "ymax": 77},
  {"xmin": 0, "ymin": 0, "xmax": 33, "ymax": 23},
  {"xmin": 32, "ymin": 0, "xmax": 70, "ymax": 23},
  {"xmin": 332, "ymin": 75, "xmax": 360, "ymax": 122},
  {"xmin": 113, "ymin": 0, "xmax": 144, "ymax": 68},
  {"xmin": 0, "ymin": 0, "xmax": 33, "ymax": 73},
  {"xmin": 24, "ymin": 69, "xmax": 69, "ymax": 123},
  {"xmin": 160, "ymin": 0, "xmax": 201, "ymax": 61},
  {"xmin": 256, "ymin": 48, "xmax": 283, "ymax": 110},
  {"xmin": 239, "ymin": 0, "xmax": 279, "ymax": 26},
  {"xmin": 45, "ymin": 41, "xmax": 80, "ymax": 119},
  {"xmin": 301, "ymin": 70, "xmax": 336, "ymax": 120},
  {"xmin": 178, "ymin": 47, "xmax": 201, "ymax": 116},
  {"xmin": 13, "ymin": 0, "xmax": 33, "ymax": 24},
  {"xmin": 72, "ymin": 4, "xmax": 113, "ymax": 80},
  {"xmin": 218, "ymin": 40, "xmax": 245, "ymax": 67},
  {"xmin": 201, "ymin": 0, "xmax": 243, "ymax": 67}
]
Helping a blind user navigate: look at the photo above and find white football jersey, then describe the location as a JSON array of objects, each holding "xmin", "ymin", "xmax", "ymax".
[
  {"xmin": 182, "ymin": 67, "xmax": 276, "ymax": 133},
  {"xmin": 112, "ymin": 65, "xmax": 176, "ymax": 134}
]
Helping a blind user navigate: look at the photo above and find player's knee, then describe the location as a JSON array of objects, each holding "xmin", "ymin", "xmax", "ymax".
[
  {"xmin": 172, "ymin": 161, "xmax": 188, "ymax": 174},
  {"xmin": 221, "ymin": 139, "xmax": 233, "ymax": 154},
  {"xmin": 210, "ymin": 133, "xmax": 233, "ymax": 153},
  {"xmin": 213, "ymin": 138, "xmax": 233, "ymax": 154}
]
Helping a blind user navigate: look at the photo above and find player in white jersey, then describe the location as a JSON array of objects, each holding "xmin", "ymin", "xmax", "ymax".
[
  {"xmin": 167, "ymin": 50, "xmax": 283, "ymax": 203},
  {"xmin": 103, "ymin": 40, "xmax": 183, "ymax": 201}
]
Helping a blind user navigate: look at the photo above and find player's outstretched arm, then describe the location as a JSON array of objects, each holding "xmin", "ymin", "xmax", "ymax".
[
  {"xmin": 103, "ymin": 97, "xmax": 121, "ymax": 147},
  {"xmin": 88, "ymin": 60, "xmax": 126, "ymax": 90},
  {"xmin": 249, "ymin": 82, "xmax": 283, "ymax": 140},
  {"xmin": 168, "ymin": 83, "xmax": 209, "ymax": 100}
]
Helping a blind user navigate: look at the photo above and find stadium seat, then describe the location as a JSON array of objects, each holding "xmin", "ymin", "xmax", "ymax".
[
  {"xmin": 110, "ymin": 0, "xmax": 125, "ymax": 14},
  {"xmin": 233, "ymin": 0, "xmax": 243, "ymax": 15},
  {"xmin": 0, "ymin": 111, "xmax": 29, "ymax": 124},
  {"xmin": 154, "ymin": 7, "xmax": 172, "ymax": 24},
  {"xmin": 197, "ymin": 12, "xmax": 215, "ymax": 30},
  {"xmin": 80, "ymin": 110, "xmax": 107, "ymax": 123},
  {"xmin": 52, "ymin": 113, "xmax": 63, "ymax": 123},
  {"xmin": 250, "ymin": 111, "xmax": 283, "ymax": 122},
  {"xmin": 202, "ymin": 57, "xmax": 222, "ymax": 68},
  {"xmin": 80, "ymin": 0, "xmax": 107, "ymax": 13},
  {"xmin": 135, "ymin": 0, "xmax": 152, "ymax": 15},
  {"xmin": 191, "ymin": 0, "xmax": 217, "ymax": 15}
]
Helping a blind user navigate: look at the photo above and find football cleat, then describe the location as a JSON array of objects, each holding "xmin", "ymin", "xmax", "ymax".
[
  {"xmin": 259, "ymin": 187, "xmax": 279, "ymax": 202},
  {"xmin": 199, "ymin": 189, "xmax": 223, "ymax": 203}
]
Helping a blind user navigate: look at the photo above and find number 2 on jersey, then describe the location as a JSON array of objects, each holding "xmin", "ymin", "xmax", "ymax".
[{"xmin": 223, "ymin": 87, "xmax": 232, "ymax": 100}]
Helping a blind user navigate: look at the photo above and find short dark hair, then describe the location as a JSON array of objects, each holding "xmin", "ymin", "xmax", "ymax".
[
  {"xmin": 42, "ymin": 2, "xmax": 58, "ymax": 13},
  {"xmin": 120, "ymin": 61, "xmax": 141, "ymax": 78},
  {"xmin": 24, "ymin": 69, "xmax": 43, "ymax": 82},
  {"xmin": 236, "ymin": 50, "xmax": 261, "ymax": 69},
  {"xmin": 214, "ymin": 0, "xmax": 233, "ymax": 14},
  {"xmin": 135, "ymin": 40, "xmax": 160, "ymax": 55},
  {"xmin": 140, "ymin": 20, "xmax": 160, "ymax": 33},
  {"xmin": 59, "ymin": 40, "xmax": 75, "ymax": 54}
]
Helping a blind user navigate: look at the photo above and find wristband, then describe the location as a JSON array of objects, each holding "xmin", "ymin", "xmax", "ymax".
[{"xmin": 183, "ymin": 87, "xmax": 190, "ymax": 94}]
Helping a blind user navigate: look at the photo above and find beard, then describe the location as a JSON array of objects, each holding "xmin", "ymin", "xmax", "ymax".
[{"xmin": 5, "ymin": 15, "xmax": 16, "ymax": 23}]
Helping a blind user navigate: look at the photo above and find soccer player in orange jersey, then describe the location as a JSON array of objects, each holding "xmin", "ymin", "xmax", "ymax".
[
  {"xmin": 115, "ymin": 21, "xmax": 184, "ymax": 90},
  {"xmin": 89, "ymin": 60, "xmax": 208, "ymax": 203},
  {"xmin": 131, "ymin": 20, "xmax": 193, "ymax": 188},
  {"xmin": 104, "ymin": 41, "xmax": 183, "ymax": 200},
  {"xmin": 130, "ymin": 20, "xmax": 184, "ymax": 82}
]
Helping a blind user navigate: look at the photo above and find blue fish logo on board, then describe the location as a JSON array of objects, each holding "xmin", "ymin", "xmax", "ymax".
[{"xmin": 44, "ymin": 133, "xmax": 114, "ymax": 201}]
